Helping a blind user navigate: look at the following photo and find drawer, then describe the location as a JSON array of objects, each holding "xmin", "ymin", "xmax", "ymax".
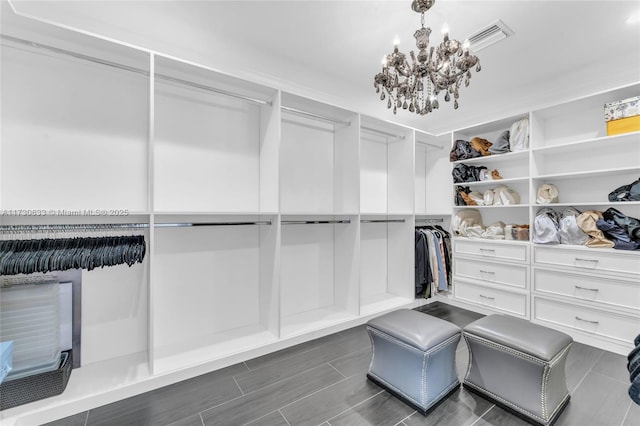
[
  {"xmin": 455, "ymin": 280, "xmax": 527, "ymax": 317},
  {"xmin": 454, "ymin": 240, "xmax": 528, "ymax": 263},
  {"xmin": 533, "ymin": 297, "xmax": 640, "ymax": 344},
  {"xmin": 534, "ymin": 246, "xmax": 640, "ymax": 277},
  {"xmin": 455, "ymin": 258, "xmax": 528, "ymax": 289},
  {"xmin": 534, "ymin": 268, "xmax": 640, "ymax": 310}
]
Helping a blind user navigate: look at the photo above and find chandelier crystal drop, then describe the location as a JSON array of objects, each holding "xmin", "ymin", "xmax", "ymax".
[{"xmin": 374, "ymin": 0, "xmax": 480, "ymax": 115}]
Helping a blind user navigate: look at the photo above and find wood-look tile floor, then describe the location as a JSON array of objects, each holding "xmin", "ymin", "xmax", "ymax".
[{"xmin": 45, "ymin": 303, "xmax": 638, "ymax": 426}]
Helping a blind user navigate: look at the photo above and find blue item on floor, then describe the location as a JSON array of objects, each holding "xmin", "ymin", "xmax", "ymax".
[{"xmin": 0, "ymin": 341, "xmax": 13, "ymax": 384}]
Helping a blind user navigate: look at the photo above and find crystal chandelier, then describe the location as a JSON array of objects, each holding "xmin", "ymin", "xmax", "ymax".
[{"xmin": 374, "ymin": 0, "xmax": 481, "ymax": 115}]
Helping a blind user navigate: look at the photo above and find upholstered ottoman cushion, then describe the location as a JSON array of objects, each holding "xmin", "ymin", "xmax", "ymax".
[
  {"xmin": 366, "ymin": 309, "xmax": 461, "ymax": 414},
  {"xmin": 463, "ymin": 315, "xmax": 573, "ymax": 426}
]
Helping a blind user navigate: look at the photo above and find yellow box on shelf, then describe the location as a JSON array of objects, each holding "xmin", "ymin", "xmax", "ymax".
[
  {"xmin": 604, "ymin": 95, "xmax": 640, "ymax": 136},
  {"xmin": 606, "ymin": 115, "xmax": 640, "ymax": 136}
]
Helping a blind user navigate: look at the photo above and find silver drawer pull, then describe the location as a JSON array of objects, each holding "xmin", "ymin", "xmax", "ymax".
[
  {"xmin": 479, "ymin": 294, "xmax": 495, "ymax": 300},
  {"xmin": 575, "ymin": 316, "xmax": 599, "ymax": 325},
  {"xmin": 479, "ymin": 248, "xmax": 495, "ymax": 253},
  {"xmin": 575, "ymin": 257, "xmax": 598, "ymax": 265},
  {"xmin": 479, "ymin": 270, "xmax": 496, "ymax": 275},
  {"xmin": 574, "ymin": 285, "xmax": 599, "ymax": 292}
]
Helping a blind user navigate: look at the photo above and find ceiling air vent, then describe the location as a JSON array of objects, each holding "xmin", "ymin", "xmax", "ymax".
[{"xmin": 467, "ymin": 20, "xmax": 513, "ymax": 52}]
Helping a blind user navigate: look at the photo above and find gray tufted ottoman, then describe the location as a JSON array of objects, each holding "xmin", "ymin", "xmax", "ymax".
[
  {"xmin": 463, "ymin": 314, "xmax": 573, "ymax": 426},
  {"xmin": 366, "ymin": 309, "xmax": 461, "ymax": 414}
]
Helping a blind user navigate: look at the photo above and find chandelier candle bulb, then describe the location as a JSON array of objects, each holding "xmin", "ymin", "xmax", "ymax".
[{"xmin": 374, "ymin": 0, "xmax": 480, "ymax": 116}]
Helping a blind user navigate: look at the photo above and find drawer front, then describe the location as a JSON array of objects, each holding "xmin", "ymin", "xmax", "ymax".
[
  {"xmin": 455, "ymin": 280, "xmax": 527, "ymax": 317},
  {"xmin": 534, "ymin": 246, "xmax": 640, "ymax": 277},
  {"xmin": 534, "ymin": 268, "xmax": 640, "ymax": 310},
  {"xmin": 455, "ymin": 258, "xmax": 528, "ymax": 289},
  {"xmin": 533, "ymin": 297, "xmax": 640, "ymax": 344},
  {"xmin": 454, "ymin": 240, "xmax": 528, "ymax": 263}
]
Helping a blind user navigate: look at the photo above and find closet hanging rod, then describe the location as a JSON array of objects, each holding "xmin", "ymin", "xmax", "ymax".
[
  {"xmin": 281, "ymin": 106, "xmax": 351, "ymax": 126},
  {"xmin": 0, "ymin": 221, "xmax": 272, "ymax": 231},
  {"xmin": 155, "ymin": 74, "xmax": 271, "ymax": 106},
  {"xmin": 155, "ymin": 221, "xmax": 272, "ymax": 227},
  {"xmin": 415, "ymin": 218, "xmax": 445, "ymax": 223},
  {"xmin": 0, "ymin": 35, "xmax": 271, "ymax": 106},
  {"xmin": 281, "ymin": 220, "xmax": 351, "ymax": 225},
  {"xmin": 360, "ymin": 219, "xmax": 406, "ymax": 223},
  {"xmin": 361, "ymin": 126, "xmax": 406, "ymax": 141},
  {"xmin": 415, "ymin": 140, "xmax": 444, "ymax": 150}
]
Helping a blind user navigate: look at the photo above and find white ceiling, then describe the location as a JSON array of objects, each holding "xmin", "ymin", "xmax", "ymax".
[{"xmin": 4, "ymin": 0, "xmax": 640, "ymax": 134}]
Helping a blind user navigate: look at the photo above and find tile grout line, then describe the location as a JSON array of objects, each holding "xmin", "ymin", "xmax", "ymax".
[
  {"xmin": 396, "ymin": 409, "xmax": 418, "ymax": 425},
  {"xmin": 326, "ymin": 361, "xmax": 347, "ymax": 379},
  {"xmin": 573, "ymin": 350, "xmax": 606, "ymax": 391},
  {"xmin": 232, "ymin": 375, "xmax": 245, "ymax": 395},
  {"xmin": 620, "ymin": 400, "xmax": 632, "ymax": 426},
  {"xmin": 469, "ymin": 404, "xmax": 496, "ymax": 426},
  {"xmin": 198, "ymin": 412, "xmax": 205, "ymax": 426},
  {"xmin": 275, "ymin": 371, "xmax": 352, "ymax": 415},
  {"xmin": 278, "ymin": 409, "xmax": 292, "ymax": 426},
  {"xmin": 232, "ymin": 362, "xmax": 339, "ymax": 400},
  {"xmin": 323, "ymin": 389, "xmax": 385, "ymax": 424},
  {"xmin": 83, "ymin": 410, "xmax": 90, "ymax": 426},
  {"xmin": 590, "ymin": 368, "xmax": 632, "ymax": 385}
]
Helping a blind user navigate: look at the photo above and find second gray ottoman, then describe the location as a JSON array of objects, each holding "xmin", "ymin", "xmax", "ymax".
[
  {"xmin": 463, "ymin": 315, "xmax": 573, "ymax": 426},
  {"xmin": 366, "ymin": 309, "xmax": 461, "ymax": 414}
]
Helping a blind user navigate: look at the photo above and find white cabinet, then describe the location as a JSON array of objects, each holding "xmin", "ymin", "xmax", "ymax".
[
  {"xmin": 532, "ymin": 244, "xmax": 640, "ymax": 354},
  {"xmin": 452, "ymin": 239, "xmax": 529, "ymax": 318},
  {"xmin": 449, "ymin": 84, "xmax": 640, "ymax": 355}
]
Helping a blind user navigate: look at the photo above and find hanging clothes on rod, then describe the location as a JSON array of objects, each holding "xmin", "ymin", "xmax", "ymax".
[
  {"xmin": 0, "ymin": 224, "xmax": 146, "ymax": 275},
  {"xmin": 415, "ymin": 223, "xmax": 452, "ymax": 299}
]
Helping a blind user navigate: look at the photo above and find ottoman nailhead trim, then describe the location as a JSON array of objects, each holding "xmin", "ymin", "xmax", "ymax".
[
  {"xmin": 463, "ymin": 333, "xmax": 573, "ymax": 424},
  {"xmin": 367, "ymin": 326, "xmax": 460, "ymax": 408}
]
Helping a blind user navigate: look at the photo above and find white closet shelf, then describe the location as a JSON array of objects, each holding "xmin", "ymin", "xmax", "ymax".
[
  {"xmin": 280, "ymin": 309, "xmax": 358, "ymax": 339},
  {"xmin": 451, "ymin": 150, "xmax": 529, "ymax": 165},
  {"xmin": 454, "ymin": 177, "xmax": 529, "ymax": 187},
  {"xmin": 532, "ymin": 131, "xmax": 640, "ymax": 154},
  {"xmin": 360, "ymin": 294, "xmax": 414, "ymax": 317},
  {"xmin": 153, "ymin": 325, "xmax": 277, "ymax": 375},
  {"xmin": 533, "ymin": 167, "xmax": 640, "ymax": 181},
  {"xmin": 1, "ymin": 351, "xmax": 150, "ymax": 422},
  {"xmin": 533, "ymin": 202, "xmax": 640, "ymax": 208},
  {"xmin": 453, "ymin": 204, "xmax": 529, "ymax": 209}
]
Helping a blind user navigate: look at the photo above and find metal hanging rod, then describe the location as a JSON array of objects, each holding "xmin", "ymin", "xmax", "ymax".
[
  {"xmin": 0, "ymin": 221, "xmax": 272, "ymax": 231},
  {"xmin": 1, "ymin": 34, "xmax": 270, "ymax": 106},
  {"xmin": 415, "ymin": 218, "xmax": 445, "ymax": 223},
  {"xmin": 415, "ymin": 140, "xmax": 444, "ymax": 150},
  {"xmin": 156, "ymin": 74, "xmax": 270, "ymax": 106},
  {"xmin": 281, "ymin": 106, "xmax": 351, "ymax": 126},
  {"xmin": 155, "ymin": 221, "xmax": 271, "ymax": 227},
  {"xmin": 360, "ymin": 219, "xmax": 406, "ymax": 223},
  {"xmin": 361, "ymin": 126, "xmax": 406, "ymax": 141},
  {"xmin": 281, "ymin": 220, "xmax": 351, "ymax": 225}
]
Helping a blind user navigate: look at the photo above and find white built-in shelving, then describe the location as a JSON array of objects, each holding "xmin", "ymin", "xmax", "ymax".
[
  {"xmin": 0, "ymin": 9, "xmax": 451, "ymax": 425},
  {"xmin": 449, "ymin": 82, "xmax": 640, "ymax": 356}
]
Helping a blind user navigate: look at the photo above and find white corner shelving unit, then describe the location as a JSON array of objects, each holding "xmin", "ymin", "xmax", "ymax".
[{"xmin": 449, "ymin": 83, "xmax": 640, "ymax": 355}]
